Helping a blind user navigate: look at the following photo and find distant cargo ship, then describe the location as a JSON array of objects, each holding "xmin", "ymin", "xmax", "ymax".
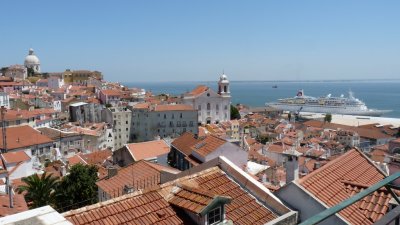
[{"xmin": 266, "ymin": 89, "xmax": 391, "ymax": 116}]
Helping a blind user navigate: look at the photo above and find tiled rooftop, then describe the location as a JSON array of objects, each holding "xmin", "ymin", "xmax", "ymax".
[
  {"xmin": 63, "ymin": 189, "xmax": 184, "ymax": 225},
  {"xmin": 126, "ymin": 140, "xmax": 170, "ymax": 161},
  {"xmin": 160, "ymin": 167, "xmax": 278, "ymax": 225},
  {"xmin": 186, "ymin": 85, "xmax": 208, "ymax": 97},
  {"xmin": 171, "ymin": 132, "xmax": 201, "ymax": 156},
  {"xmin": 1, "ymin": 151, "xmax": 30, "ymax": 164},
  {"xmin": 299, "ymin": 149, "xmax": 390, "ymax": 225},
  {"xmin": 0, "ymin": 126, "xmax": 53, "ymax": 150},
  {"xmin": 190, "ymin": 135, "xmax": 226, "ymax": 158},
  {"xmin": 154, "ymin": 104, "xmax": 194, "ymax": 111},
  {"xmin": 167, "ymin": 184, "xmax": 219, "ymax": 214},
  {"xmin": 96, "ymin": 160, "xmax": 179, "ymax": 198},
  {"xmin": 66, "ymin": 159, "xmax": 287, "ymax": 225}
]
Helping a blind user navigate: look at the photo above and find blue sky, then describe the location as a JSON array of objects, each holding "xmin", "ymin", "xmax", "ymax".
[{"xmin": 1, "ymin": 1, "xmax": 399, "ymax": 82}]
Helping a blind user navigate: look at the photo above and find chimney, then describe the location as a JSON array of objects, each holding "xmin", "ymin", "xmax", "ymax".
[
  {"xmin": 314, "ymin": 161, "xmax": 321, "ymax": 170},
  {"xmin": 107, "ymin": 166, "xmax": 118, "ymax": 179},
  {"xmin": 285, "ymin": 154, "xmax": 299, "ymax": 184}
]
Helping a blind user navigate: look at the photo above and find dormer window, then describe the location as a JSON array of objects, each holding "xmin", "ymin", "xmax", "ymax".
[{"xmin": 208, "ymin": 207, "xmax": 221, "ymax": 225}]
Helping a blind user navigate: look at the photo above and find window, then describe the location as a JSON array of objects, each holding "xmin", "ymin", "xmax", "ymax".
[
  {"xmin": 216, "ymin": 104, "xmax": 219, "ymax": 111},
  {"xmin": 224, "ymin": 105, "xmax": 228, "ymax": 110},
  {"xmin": 164, "ymin": 114, "xmax": 166, "ymax": 119},
  {"xmin": 180, "ymin": 113, "xmax": 182, "ymax": 118},
  {"xmin": 207, "ymin": 103, "xmax": 211, "ymax": 110},
  {"xmin": 172, "ymin": 114, "xmax": 174, "ymax": 119},
  {"xmin": 189, "ymin": 121, "xmax": 193, "ymax": 127},
  {"xmin": 198, "ymin": 105, "xmax": 201, "ymax": 110},
  {"xmin": 177, "ymin": 121, "xmax": 181, "ymax": 127},
  {"xmin": 208, "ymin": 207, "xmax": 221, "ymax": 225}
]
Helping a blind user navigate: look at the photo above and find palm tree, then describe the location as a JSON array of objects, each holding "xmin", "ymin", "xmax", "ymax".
[{"xmin": 16, "ymin": 172, "xmax": 59, "ymax": 209}]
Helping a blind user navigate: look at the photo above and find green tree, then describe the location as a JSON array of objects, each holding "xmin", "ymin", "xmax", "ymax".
[
  {"xmin": 256, "ymin": 135, "xmax": 271, "ymax": 144},
  {"xmin": 55, "ymin": 164, "xmax": 98, "ymax": 212},
  {"xmin": 288, "ymin": 112, "xmax": 292, "ymax": 122},
  {"xmin": 396, "ymin": 128, "xmax": 400, "ymax": 138},
  {"xmin": 230, "ymin": 105, "xmax": 241, "ymax": 120},
  {"xmin": 324, "ymin": 113, "xmax": 332, "ymax": 123},
  {"xmin": 27, "ymin": 67, "xmax": 35, "ymax": 77},
  {"xmin": 16, "ymin": 172, "xmax": 59, "ymax": 209}
]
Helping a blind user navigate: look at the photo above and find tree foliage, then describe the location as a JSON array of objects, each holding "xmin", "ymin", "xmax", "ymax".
[
  {"xmin": 55, "ymin": 164, "xmax": 98, "ymax": 212},
  {"xmin": 16, "ymin": 172, "xmax": 59, "ymax": 209},
  {"xmin": 256, "ymin": 135, "xmax": 271, "ymax": 144},
  {"xmin": 230, "ymin": 105, "xmax": 241, "ymax": 120},
  {"xmin": 324, "ymin": 113, "xmax": 332, "ymax": 123}
]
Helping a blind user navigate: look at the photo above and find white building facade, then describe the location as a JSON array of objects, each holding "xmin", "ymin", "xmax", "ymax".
[
  {"xmin": 101, "ymin": 106, "xmax": 131, "ymax": 150},
  {"xmin": 183, "ymin": 74, "xmax": 231, "ymax": 125},
  {"xmin": 129, "ymin": 104, "xmax": 198, "ymax": 142}
]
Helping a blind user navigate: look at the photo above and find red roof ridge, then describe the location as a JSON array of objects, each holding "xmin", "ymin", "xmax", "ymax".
[{"xmin": 299, "ymin": 148, "xmax": 386, "ymax": 184}]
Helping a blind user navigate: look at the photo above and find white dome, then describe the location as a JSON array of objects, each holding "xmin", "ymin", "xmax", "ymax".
[
  {"xmin": 219, "ymin": 73, "xmax": 229, "ymax": 83},
  {"xmin": 24, "ymin": 49, "xmax": 40, "ymax": 66}
]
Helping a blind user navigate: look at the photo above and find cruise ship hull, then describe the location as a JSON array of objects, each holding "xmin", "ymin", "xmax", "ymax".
[{"xmin": 267, "ymin": 103, "xmax": 390, "ymax": 117}]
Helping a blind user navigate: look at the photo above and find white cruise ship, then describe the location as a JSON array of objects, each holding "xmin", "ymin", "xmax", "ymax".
[{"xmin": 266, "ymin": 89, "xmax": 390, "ymax": 116}]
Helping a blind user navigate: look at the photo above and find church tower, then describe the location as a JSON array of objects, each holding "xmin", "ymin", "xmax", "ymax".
[{"xmin": 218, "ymin": 73, "xmax": 230, "ymax": 97}]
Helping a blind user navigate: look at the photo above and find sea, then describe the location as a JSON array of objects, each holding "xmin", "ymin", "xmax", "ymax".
[{"xmin": 123, "ymin": 80, "xmax": 400, "ymax": 118}]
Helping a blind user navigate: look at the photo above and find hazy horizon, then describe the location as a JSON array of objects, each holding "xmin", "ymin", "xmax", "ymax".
[{"xmin": 1, "ymin": 1, "xmax": 400, "ymax": 82}]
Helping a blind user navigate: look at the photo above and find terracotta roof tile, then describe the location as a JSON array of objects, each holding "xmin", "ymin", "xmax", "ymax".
[
  {"xmin": 299, "ymin": 149, "xmax": 389, "ymax": 225},
  {"xmin": 96, "ymin": 160, "xmax": 178, "ymax": 197},
  {"xmin": 0, "ymin": 125, "xmax": 53, "ymax": 150},
  {"xmin": 167, "ymin": 184, "xmax": 217, "ymax": 214},
  {"xmin": 154, "ymin": 104, "xmax": 194, "ymax": 111},
  {"xmin": 100, "ymin": 89, "xmax": 121, "ymax": 96},
  {"xmin": 126, "ymin": 140, "xmax": 170, "ymax": 161},
  {"xmin": 171, "ymin": 132, "xmax": 201, "ymax": 156},
  {"xmin": 183, "ymin": 168, "xmax": 278, "ymax": 224},
  {"xmin": 186, "ymin": 85, "xmax": 208, "ymax": 96},
  {"xmin": 1, "ymin": 151, "xmax": 30, "ymax": 164},
  {"xmin": 0, "ymin": 192, "xmax": 29, "ymax": 217},
  {"xmin": 81, "ymin": 149, "xmax": 112, "ymax": 165},
  {"xmin": 63, "ymin": 190, "xmax": 183, "ymax": 225},
  {"xmin": 191, "ymin": 135, "xmax": 226, "ymax": 158}
]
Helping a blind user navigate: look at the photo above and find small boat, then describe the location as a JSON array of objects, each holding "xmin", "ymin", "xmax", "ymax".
[{"xmin": 272, "ymin": 85, "xmax": 278, "ymax": 88}]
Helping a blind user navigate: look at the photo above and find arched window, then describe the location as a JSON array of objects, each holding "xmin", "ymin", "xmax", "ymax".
[
  {"xmin": 216, "ymin": 104, "xmax": 219, "ymax": 111},
  {"xmin": 207, "ymin": 103, "xmax": 211, "ymax": 110},
  {"xmin": 224, "ymin": 86, "xmax": 227, "ymax": 93}
]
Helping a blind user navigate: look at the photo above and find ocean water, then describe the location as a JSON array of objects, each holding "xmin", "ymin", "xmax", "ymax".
[{"xmin": 124, "ymin": 80, "xmax": 400, "ymax": 118}]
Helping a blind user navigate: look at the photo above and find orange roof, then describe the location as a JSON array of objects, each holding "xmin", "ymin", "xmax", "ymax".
[
  {"xmin": 299, "ymin": 149, "xmax": 390, "ymax": 224},
  {"xmin": 165, "ymin": 167, "xmax": 278, "ymax": 224},
  {"xmin": 154, "ymin": 104, "xmax": 194, "ymax": 111},
  {"xmin": 126, "ymin": 140, "xmax": 170, "ymax": 161},
  {"xmin": 100, "ymin": 89, "xmax": 121, "ymax": 96},
  {"xmin": 66, "ymin": 165, "xmax": 279, "ymax": 225},
  {"xmin": 81, "ymin": 149, "xmax": 112, "ymax": 165},
  {"xmin": 63, "ymin": 189, "xmax": 184, "ymax": 225},
  {"xmin": 187, "ymin": 85, "xmax": 208, "ymax": 96},
  {"xmin": 191, "ymin": 135, "xmax": 226, "ymax": 158},
  {"xmin": 1, "ymin": 151, "xmax": 30, "ymax": 164},
  {"xmin": 133, "ymin": 102, "xmax": 150, "ymax": 109},
  {"xmin": 67, "ymin": 154, "xmax": 87, "ymax": 166},
  {"xmin": 0, "ymin": 192, "xmax": 28, "ymax": 217},
  {"xmin": 96, "ymin": 160, "xmax": 178, "ymax": 197},
  {"xmin": 171, "ymin": 132, "xmax": 202, "ymax": 156},
  {"xmin": 167, "ymin": 184, "xmax": 227, "ymax": 214},
  {"xmin": 0, "ymin": 126, "xmax": 53, "ymax": 150}
]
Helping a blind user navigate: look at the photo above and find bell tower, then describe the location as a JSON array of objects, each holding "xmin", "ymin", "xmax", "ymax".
[{"xmin": 218, "ymin": 73, "xmax": 230, "ymax": 97}]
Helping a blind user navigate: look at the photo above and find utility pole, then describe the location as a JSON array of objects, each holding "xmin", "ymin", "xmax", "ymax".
[{"xmin": 1, "ymin": 106, "xmax": 7, "ymax": 153}]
